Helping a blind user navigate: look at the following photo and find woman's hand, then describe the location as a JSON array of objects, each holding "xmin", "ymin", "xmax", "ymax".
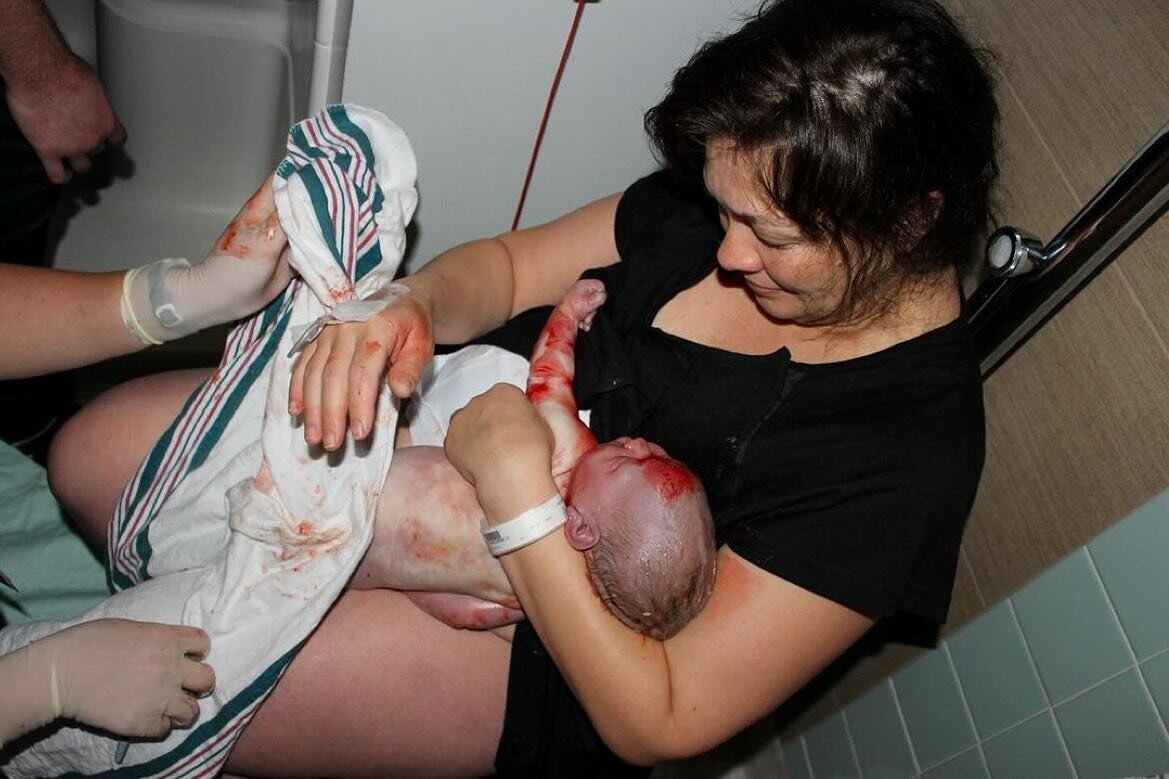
[
  {"xmin": 289, "ymin": 289, "xmax": 434, "ymax": 450},
  {"xmin": 444, "ymin": 383, "xmax": 558, "ymax": 522}
]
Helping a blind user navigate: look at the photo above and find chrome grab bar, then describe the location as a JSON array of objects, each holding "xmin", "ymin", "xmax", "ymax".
[{"xmin": 968, "ymin": 121, "xmax": 1169, "ymax": 376}]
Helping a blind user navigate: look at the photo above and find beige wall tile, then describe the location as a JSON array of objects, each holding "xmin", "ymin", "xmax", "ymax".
[{"xmin": 968, "ymin": 258, "xmax": 1169, "ymax": 604}]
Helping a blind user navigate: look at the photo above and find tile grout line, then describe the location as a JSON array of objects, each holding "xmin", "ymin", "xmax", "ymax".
[
  {"xmin": 941, "ymin": 642, "xmax": 990, "ymax": 776},
  {"xmin": 799, "ymin": 734, "xmax": 815, "ymax": 779},
  {"xmin": 975, "ymin": 708, "xmax": 1051, "ymax": 747},
  {"xmin": 917, "ymin": 745, "xmax": 982, "ymax": 776},
  {"xmin": 959, "ymin": 545, "xmax": 989, "ymax": 613},
  {"xmin": 1007, "ymin": 598, "xmax": 1078, "ymax": 777},
  {"xmin": 999, "ymin": 75, "xmax": 1082, "ymax": 206},
  {"xmin": 887, "ymin": 678, "xmax": 922, "ymax": 777},
  {"xmin": 1084, "ymin": 546, "xmax": 1169, "ymax": 746},
  {"xmin": 839, "ymin": 709, "xmax": 863, "ymax": 778}
]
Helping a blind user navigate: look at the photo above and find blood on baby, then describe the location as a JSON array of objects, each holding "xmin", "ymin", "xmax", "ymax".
[
  {"xmin": 398, "ymin": 515, "xmax": 456, "ymax": 563},
  {"xmin": 642, "ymin": 458, "xmax": 698, "ymax": 503},
  {"xmin": 526, "ymin": 381, "xmax": 554, "ymax": 402},
  {"xmin": 362, "ymin": 339, "xmax": 382, "ymax": 356}
]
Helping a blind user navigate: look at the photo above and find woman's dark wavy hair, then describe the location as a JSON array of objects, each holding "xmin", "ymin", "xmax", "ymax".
[{"xmin": 645, "ymin": 0, "xmax": 1000, "ymax": 321}]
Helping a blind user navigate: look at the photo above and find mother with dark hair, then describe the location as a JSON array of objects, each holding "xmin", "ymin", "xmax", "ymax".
[{"xmin": 51, "ymin": 0, "xmax": 999, "ymax": 774}]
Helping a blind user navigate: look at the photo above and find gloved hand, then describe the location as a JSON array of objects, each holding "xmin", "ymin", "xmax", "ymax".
[
  {"xmin": 121, "ymin": 178, "xmax": 293, "ymax": 344},
  {"xmin": 0, "ymin": 619, "xmax": 214, "ymax": 746}
]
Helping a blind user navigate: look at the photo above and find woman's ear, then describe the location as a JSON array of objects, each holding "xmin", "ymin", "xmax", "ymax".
[{"xmin": 563, "ymin": 504, "xmax": 599, "ymax": 551}]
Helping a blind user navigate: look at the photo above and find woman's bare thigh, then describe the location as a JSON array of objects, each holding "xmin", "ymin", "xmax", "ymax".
[
  {"xmin": 226, "ymin": 588, "xmax": 510, "ymax": 778},
  {"xmin": 49, "ymin": 370, "xmax": 513, "ymax": 776},
  {"xmin": 47, "ymin": 368, "xmax": 213, "ymax": 545}
]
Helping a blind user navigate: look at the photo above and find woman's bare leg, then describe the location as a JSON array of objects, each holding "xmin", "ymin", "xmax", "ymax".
[
  {"xmin": 47, "ymin": 368, "xmax": 213, "ymax": 545},
  {"xmin": 227, "ymin": 589, "xmax": 509, "ymax": 777},
  {"xmin": 48, "ymin": 371, "xmax": 514, "ymax": 776}
]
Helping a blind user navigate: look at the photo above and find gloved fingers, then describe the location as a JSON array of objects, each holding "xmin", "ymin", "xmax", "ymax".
[
  {"xmin": 278, "ymin": 245, "xmax": 294, "ymax": 277},
  {"xmin": 181, "ymin": 657, "xmax": 216, "ymax": 697},
  {"xmin": 213, "ymin": 176, "xmax": 283, "ymax": 259},
  {"xmin": 135, "ymin": 713, "xmax": 175, "ymax": 739},
  {"xmin": 163, "ymin": 690, "xmax": 201, "ymax": 729},
  {"xmin": 263, "ymin": 246, "xmax": 295, "ymax": 301},
  {"xmin": 319, "ymin": 327, "xmax": 360, "ymax": 450},
  {"xmin": 178, "ymin": 626, "xmax": 211, "ymax": 661}
]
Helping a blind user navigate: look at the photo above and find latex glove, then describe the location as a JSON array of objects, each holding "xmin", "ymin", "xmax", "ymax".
[
  {"xmin": 0, "ymin": 619, "xmax": 214, "ymax": 747},
  {"xmin": 122, "ymin": 179, "xmax": 293, "ymax": 344},
  {"xmin": 4, "ymin": 49, "xmax": 126, "ymax": 184},
  {"xmin": 289, "ymin": 282, "xmax": 435, "ymax": 449}
]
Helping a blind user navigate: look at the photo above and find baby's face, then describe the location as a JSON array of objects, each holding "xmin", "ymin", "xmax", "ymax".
[{"xmin": 568, "ymin": 437, "xmax": 699, "ymax": 525}]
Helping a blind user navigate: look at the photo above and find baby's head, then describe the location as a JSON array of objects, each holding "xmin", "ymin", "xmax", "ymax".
[{"xmin": 565, "ymin": 437, "xmax": 717, "ymax": 640}]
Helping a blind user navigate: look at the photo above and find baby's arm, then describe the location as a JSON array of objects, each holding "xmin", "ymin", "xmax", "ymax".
[{"xmin": 526, "ymin": 278, "xmax": 606, "ymax": 493}]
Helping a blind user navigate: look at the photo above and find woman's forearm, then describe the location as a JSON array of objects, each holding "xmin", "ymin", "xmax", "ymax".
[
  {"xmin": 402, "ymin": 236, "xmax": 519, "ymax": 346},
  {"xmin": 0, "ymin": 265, "xmax": 143, "ymax": 379},
  {"xmin": 405, "ymin": 193, "xmax": 623, "ymax": 346},
  {"xmin": 485, "ymin": 466, "xmax": 687, "ymax": 764},
  {"xmin": 500, "ymin": 525, "xmax": 686, "ymax": 765}
]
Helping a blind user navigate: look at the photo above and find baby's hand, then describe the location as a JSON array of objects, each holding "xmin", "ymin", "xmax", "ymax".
[
  {"xmin": 289, "ymin": 290, "xmax": 434, "ymax": 450},
  {"xmin": 45, "ymin": 619, "xmax": 214, "ymax": 738}
]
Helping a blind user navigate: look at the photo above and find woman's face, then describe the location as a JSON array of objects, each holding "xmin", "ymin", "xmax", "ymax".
[{"xmin": 704, "ymin": 140, "xmax": 851, "ymax": 325}]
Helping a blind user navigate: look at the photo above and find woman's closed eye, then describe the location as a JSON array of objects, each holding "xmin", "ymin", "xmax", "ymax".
[{"xmin": 759, "ymin": 236, "xmax": 796, "ymax": 250}]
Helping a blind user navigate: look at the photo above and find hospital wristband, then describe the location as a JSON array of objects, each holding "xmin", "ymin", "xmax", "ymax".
[{"xmin": 482, "ymin": 494, "xmax": 567, "ymax": 556}]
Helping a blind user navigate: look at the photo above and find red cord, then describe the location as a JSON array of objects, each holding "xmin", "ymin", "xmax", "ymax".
[{"xmin": 510, "ymin": 1, "xmax": 588, "ymax": 232}]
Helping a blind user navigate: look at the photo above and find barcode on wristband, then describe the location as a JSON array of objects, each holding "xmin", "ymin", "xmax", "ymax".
[{"xmin": 481, "ymin": 494, "xmax": 566, "ymax": 556}]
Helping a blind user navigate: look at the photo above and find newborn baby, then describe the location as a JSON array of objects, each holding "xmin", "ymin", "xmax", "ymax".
[{"xmin": 355, "ymin": 279, "xmax": 717, "ymax": 639}]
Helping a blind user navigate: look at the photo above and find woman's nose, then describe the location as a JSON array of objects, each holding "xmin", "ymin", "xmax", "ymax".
[{"xmin": 716, "ymin": 224, "xmax": 762, "ymax": 273}]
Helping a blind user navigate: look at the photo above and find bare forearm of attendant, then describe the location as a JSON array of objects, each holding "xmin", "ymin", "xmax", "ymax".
[{"xmin": 0, "ymin": 265, "xmax": 142, "ymax": 379}]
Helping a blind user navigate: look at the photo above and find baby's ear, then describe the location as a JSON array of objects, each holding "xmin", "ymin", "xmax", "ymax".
[{"xmin": 563, "ymin": 504, "xmax": 599, "ymax": 551}]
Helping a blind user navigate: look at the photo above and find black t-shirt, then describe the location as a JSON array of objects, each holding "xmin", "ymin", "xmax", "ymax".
[
  {"xmin": 492, "ymin": 169, "xmax": 985, "ymax": 775},
  {"xmin": 494, "ymin": 169, "xmax": 985, "ymax": 622}
]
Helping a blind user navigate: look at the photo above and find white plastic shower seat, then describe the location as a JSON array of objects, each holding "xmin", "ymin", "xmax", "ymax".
[{"xmin": 53, "ymin": 0, "xmax": 316, "ymax": 274}]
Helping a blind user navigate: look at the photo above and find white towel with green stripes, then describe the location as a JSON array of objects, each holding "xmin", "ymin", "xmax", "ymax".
[{"xmin": 0, "ymin": 104, "xmax": 416, "ymax": 778}]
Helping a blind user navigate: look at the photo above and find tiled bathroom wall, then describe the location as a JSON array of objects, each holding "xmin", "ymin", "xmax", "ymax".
[{"xmin": 780, "ymin": 490, "xmax": 1169, "ymax": 778}]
